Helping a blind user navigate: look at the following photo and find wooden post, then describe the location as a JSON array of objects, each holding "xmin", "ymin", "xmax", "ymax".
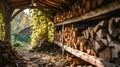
[
  {"xmin": 62, "ymin": 25, "xmax": 64, "ymax": 57},
  {"xmin": 4, "ymin": 17, "xmax": 11, "ymax": 41},
  {"xmin": 0, "ymin": 2, "xmax": 13, "ymax": 41}
]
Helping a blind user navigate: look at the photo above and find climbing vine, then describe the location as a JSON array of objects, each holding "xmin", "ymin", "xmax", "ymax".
[
  {"xmin": 0, "ymin": 12, "xmax": 5, "ymax": 40},
  {"xmin": 30, "ymin": 9, "xmax": 54, "ymax": 47}
]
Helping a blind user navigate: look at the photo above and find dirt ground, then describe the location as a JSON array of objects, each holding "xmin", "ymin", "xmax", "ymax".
[
  {"xmin": 13, "ymin": 44, "xmax": 94, "ymax": 67},
  {"xmin": 14, "ymin": 44, "xmax": 72, "ymax": 67}
]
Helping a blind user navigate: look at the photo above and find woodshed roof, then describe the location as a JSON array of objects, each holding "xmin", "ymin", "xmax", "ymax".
[{"xmin": 0, "ymin": 0, "xmax": 75, "ymax": 16}]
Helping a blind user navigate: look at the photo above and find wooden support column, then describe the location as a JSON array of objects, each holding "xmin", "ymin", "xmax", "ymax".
[
  {"xmin": 62, "ymin": 25, "xmax": 64, "ymax": 57},
  {"xmin": 0, "ymin": 2, "xmax": 13, "ymax": 41}
]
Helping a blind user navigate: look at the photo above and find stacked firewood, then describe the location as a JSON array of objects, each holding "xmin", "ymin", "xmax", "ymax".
[
  {"xmin": 81, "ymin": 17, "xmax": 120, "ymax": 63},
  {"xmin": 54, "ymin": 0, "xmax": 111, "ymax": 23},
  {"xmin": 55, "ymin": 17, "xmax": 120, "ymax": 64},
  {"xmin": 0, "ymin": 40, "xmax": 20, "ymax": 66},
  {"xmin": 55, "ymin": 25, "xmax": 89, "ymax": 52}
]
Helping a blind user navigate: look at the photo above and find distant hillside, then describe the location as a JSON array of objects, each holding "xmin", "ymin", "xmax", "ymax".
[{"xmin": 11, "ymin": 11, "xmax": 31, "ymax": 34}]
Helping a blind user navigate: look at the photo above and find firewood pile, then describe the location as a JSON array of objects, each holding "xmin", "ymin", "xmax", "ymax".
[
  {"xmin": 55, "ymin": 17, "xmax": 120, "ymax": 65},
  {"xmin": 82, "ymin": 17, "xmax": 120, "ymax": 63},
  {"xmin": 54, "ymin": 0, "xmax": 112, "ymax": 23},
  {"xmin": 55, "ymin": 25, "xmax": 90, "ymax": 52},
  {"xmin": 0, "ymin": 40, "xmax": 20, "ymax": 66}
]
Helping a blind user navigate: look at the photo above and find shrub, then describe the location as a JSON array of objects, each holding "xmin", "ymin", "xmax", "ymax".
[{"xmin": 12, "ymin": 41, "xmax": 22, "ymax": 47}]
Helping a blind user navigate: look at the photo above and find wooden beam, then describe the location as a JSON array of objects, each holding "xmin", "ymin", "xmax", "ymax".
[
  {"xmin": 6, "ymin": 0, "xmax": 25, "ymax": 2},
  {"xmin": 9, "ymin": 1, "xmax": 30, "ymax": 8},
  {"xmin": 45, "ymin": 0, "xmax": 61, "ymax": 6},
  {"xmin": 37, "ymin": 0, "xmax": 61, "ymax": 10},
  {"xmin": 55, "ymin": 41, "xmax": 120, "ymax": 67},
  {"xmin": 47, "ymin": 0, "xmax": 70, "ymax": 10},
  {"xmin": 36, "ymin": 2, "xmax": 58, "ymax": 12},
  {"xmin": 52, "ymin": 0, "xmax": 69, "ymax": 4},
  {"xmin": 11, "ymin": 4, "xmax": 30, "ymax": 9}
]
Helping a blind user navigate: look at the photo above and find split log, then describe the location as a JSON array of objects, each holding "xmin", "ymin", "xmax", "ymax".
[
  {"xmin": 93, "ymin": 20, "xmax": 108, "ymax": 33},
  {"xmin": 85, "ymin": 0, "xmax": 91, "ymax": 12},
  {"xmin": 115, "ymin": 17, "xmax": 120, "ymax": 27},
  {"xmin": 87, "ymin": 49, "xmax": 96, "ymax": 56},
  {"xmin": 100, "ymin": 39, "xmax": 108, "ymax": 46},
  {"xmin": 85, "ymin": 29, "xmax": 90, "ymax": 39},
  {"xmin": 108, "ymin": 18, "xmax": 120, "ymax": 38},
  {"xmin": 80, "ymin": 40, "xmax": 87, "ymax": 52},
  {"xmin": 96, "ymin": 0, "xmax": 104, "ymax": 5},
  {"xmin": 109, "ymin": 41, "xmax": 120, "ymax": 59},
  {"xmin": 96, "ymin": 29, "xmax": 108, "ymax": 38},
  {"xmin": 90, "ymin": 0, "xmax": 97, "ymax": 9},
  {"xmin": 106, "ymin": 34, "xmax": 112, "ymax": 44},
  {"xmin": 90, "ymin": 30, "xmax": 95, "ymax": 38},
  {"xmin": 98, "ymin": 47, "xmax": 111, "ymax": 62}
]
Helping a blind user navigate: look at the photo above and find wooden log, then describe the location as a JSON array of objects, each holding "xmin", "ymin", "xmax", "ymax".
[
  {"xmin": 88, "ymin": 27, "xmax": 93, "ymax": 34},
  {"xmin": 90, "ymin": 0, "xmax": 97, "ymax": 9},
  {"xmin": 115, "ymin": 17, "xmax": 120, "ymax": 27},
  {"xmin": 93, "ymin": 20, "xmax": 108, "ymax": 33},
  {"xmin": 100, "ymin": 39, "xmax": 108, "ymax": 46},
  {"xmin": 108, "ymin": 18, "xmax": 120, "ymax": 38},
  {"xmin": 109, "ymin": 41, "xmax": 120, "ymax": 59},
  {"xmin": 81, "ymin": 0, "xmax": 86, "ymax": 8},
  {"xmin": 96, "ymin": 29, "xmax": 108, "ymax": 38},
  {"xmin": 106, "ymin": 34, "xmax": 113, "ymax": 44},
  {"xmin": 87, "ymin": 49, "xmax": 96, "ymax": 56},
  {"xmin": 85, "ymin": 29, "xmax": 90, "ymax": 39},
  {"xmin": 82, "ymin": 8, "xmax": 86, "ymax": 13},
  {"xmin": 78, "ymin": 5, "xmax": 82, "ymax": 15},
  {"xmin": 80, "ymin": 40, "xmax": 87, "ymax": 52},
  {"xmin": 90, "ymin": 30, "xmax": 95, "ymax": 38},
  {"xmin": 97, "ymin": 0, "xmax": 104, "ymax": 5},
  {"xmin": 85, "ymin": 0, "xmax": 91, "ymax": 12},
  {"xmin": 95, "ymin": 36, "xmax": 107, "ymax": 52},
  {"xmin": 98, "ymin": 47, "xmax": 111, "ymax": 62},
  {"xmin": 94, "ymin": 40, "xmax": 101, "ymax": 52},
  {"xmin": 82, "ymin": 30, "xmax": 86, "ymax": 38},
  {"xmin": 76, "ymin": 37, "xmax": 81, "ymax": 50}
]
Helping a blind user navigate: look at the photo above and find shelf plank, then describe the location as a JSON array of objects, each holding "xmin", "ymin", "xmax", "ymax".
[
  {"xmin": 55, "ymin": 0, "xmax": 120, "ymax": 26},
  {"xmin": 54, "ymin": 41, "xmax": 120, "ymax": 67}
]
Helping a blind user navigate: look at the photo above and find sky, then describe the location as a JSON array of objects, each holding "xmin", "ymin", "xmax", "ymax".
[{"xmin": 24, "ymin": 9, "xmax": 30, "ymax": 14}]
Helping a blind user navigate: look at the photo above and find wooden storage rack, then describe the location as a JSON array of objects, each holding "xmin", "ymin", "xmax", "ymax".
[
  {"xmin": 55, "ymin": 41, "xmax": 120, "ymax": 67},
  {"xmin": 54, "ymin": 0, "xmax": 120, "ymax": 67}
]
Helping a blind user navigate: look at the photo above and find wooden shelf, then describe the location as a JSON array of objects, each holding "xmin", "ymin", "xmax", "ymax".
[
  {"xmin": 55, "ymin": 0, "xmax": 120, "ymax": 26},
  {"xmin": 54, "ymin": 41, "xmax": 120, "ymax": 67}
]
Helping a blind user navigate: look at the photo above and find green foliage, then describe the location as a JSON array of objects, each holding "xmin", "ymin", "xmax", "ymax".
[
  {"xmin": 12, "ymin": 41, "xmax": 22, "ymax": 47},
  {"xmin": 30, "ymin": 9, "xmax": 54, "ymax": 47},
  {"xmin": 0, "ymin": 13, "xmax": 5, "ymax": 40}
]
